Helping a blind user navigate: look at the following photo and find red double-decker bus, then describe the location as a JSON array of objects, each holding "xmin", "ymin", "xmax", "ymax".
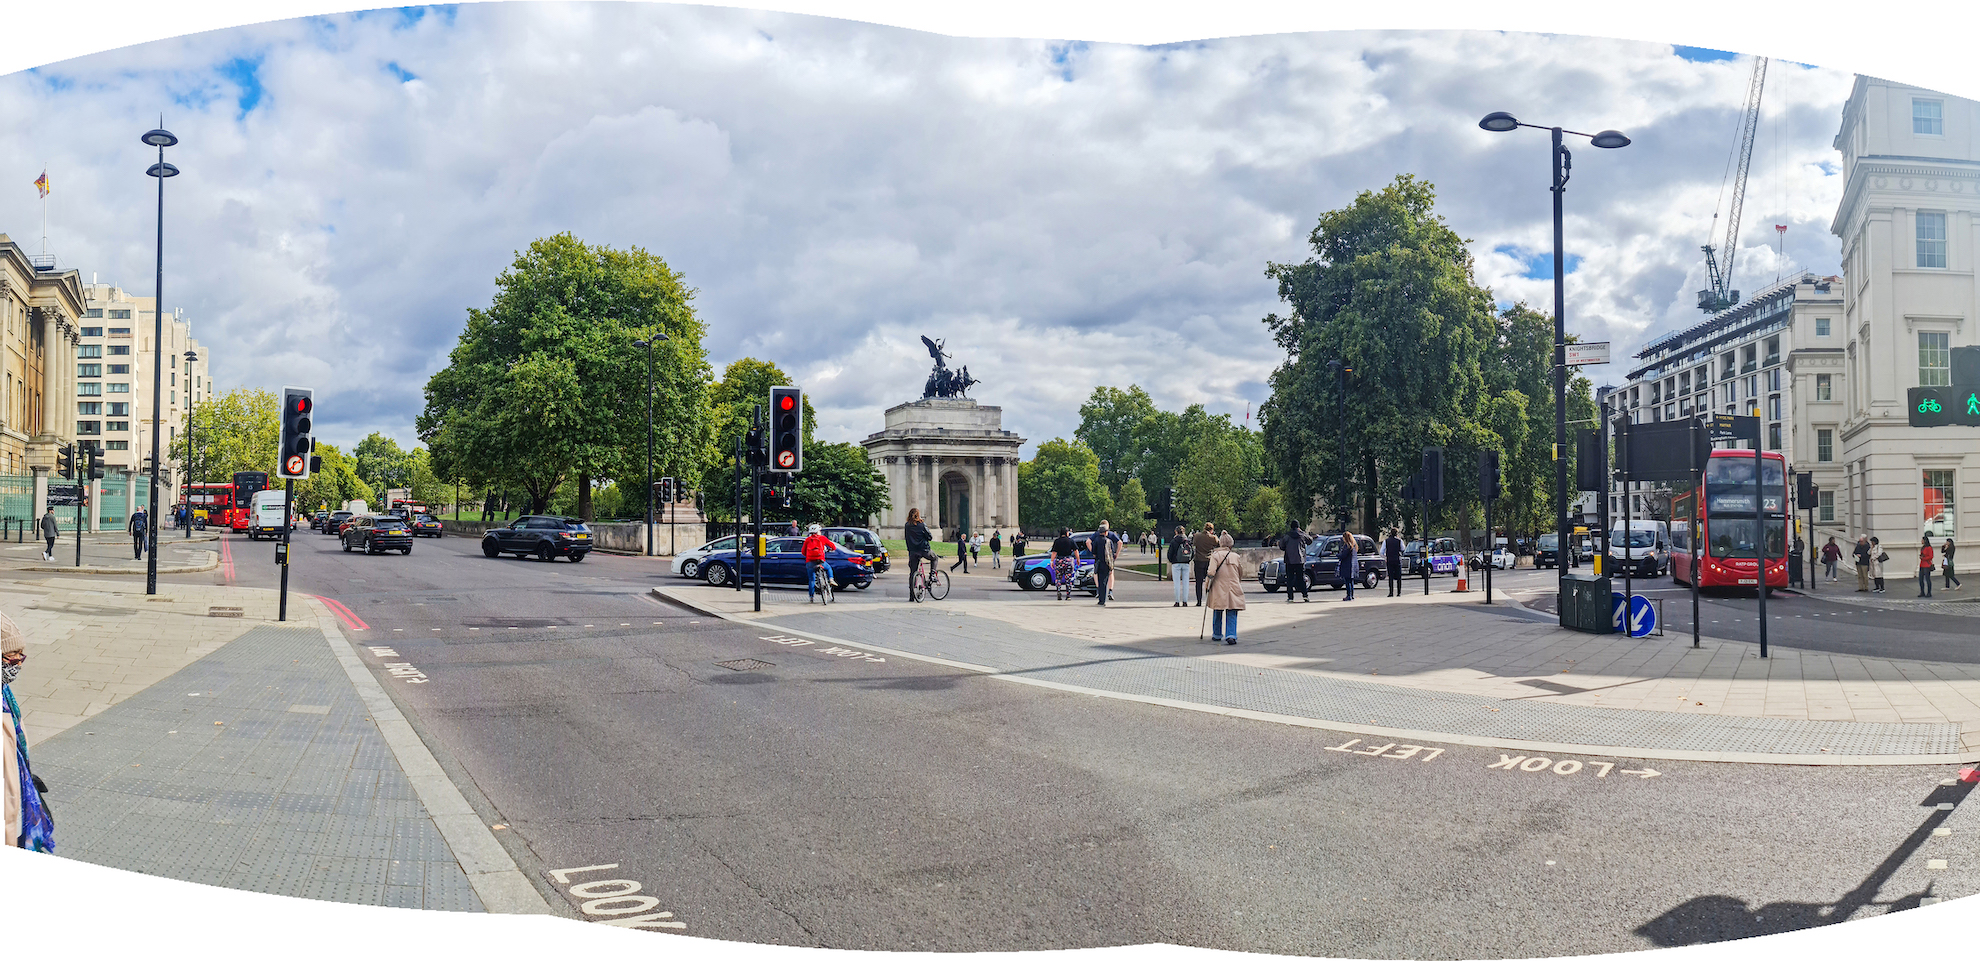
[
  {"xmin": 184, "ymin": 482, "xmax": 240, "ymax": 529},
  {"xmin": 230, "ymin": 471, "xmax": 270, "ymax": 533},
  {"xmin": 1671, "ymin": 449, "xmax": 1791, "ymax": 590}
]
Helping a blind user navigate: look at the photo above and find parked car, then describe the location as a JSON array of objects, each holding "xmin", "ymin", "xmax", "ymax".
[
  {"xmin": 1469, "ymin": 547, "xmax": 1516, "ymax": 570},
  {"xmin": 480, "ymin": 515, "xmax": 593, "ymax": 562},
  {"xmin": 1009, "ymin": 533, "xmax": 1098, "ymax": 591},
  {"xmin": 1260, "ymin": 533, "xmax": 1382, "ymax": 592},
  {"xmin": 824, "ymin": 527, "xmax": 889, "ymax": 573},
  {"xmin": 673, "ymin": 536, "xmax": 739, "ymax": 579},
  {"xmin": 411, "ymin": 515, "xmax": 445, "ymax": 538},
  {"xmin": 696, "ymin": 536, "xmax": 875, "ymax": 590},
  {"xmin": 341, "ymin": 514, "xmax": 414, "ymax": 555}
]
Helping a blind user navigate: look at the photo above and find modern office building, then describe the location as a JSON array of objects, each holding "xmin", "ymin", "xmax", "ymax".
[{"xmin": 78, "ymin": 283, "xmax": 208, "ymax": 491}]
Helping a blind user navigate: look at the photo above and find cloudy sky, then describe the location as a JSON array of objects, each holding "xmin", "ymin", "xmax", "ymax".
[{"xmin": 0, "ymin": 4, "xmax": 1862, "ymax": 456}]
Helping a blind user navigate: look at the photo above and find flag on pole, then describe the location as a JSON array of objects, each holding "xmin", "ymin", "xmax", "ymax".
[{"xmin": 33, "ymin": 170, "xmax": 48, "ymax": 198}]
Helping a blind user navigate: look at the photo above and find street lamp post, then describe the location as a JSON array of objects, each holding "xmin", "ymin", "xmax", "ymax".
[
  {"xmin": 183, "ymin": 349, "xmax": 197, "ymax": 538},
  {"xmin": 1478, "ymin": 111, "xmax": 1630, "ymax": 602},
  {"xmin": 142, "ymin": 120, "xmax": 179, "ymax": 595},
  {"xmin": 633, "ymin": 331, "xmax": 670, "ymax": 556}
]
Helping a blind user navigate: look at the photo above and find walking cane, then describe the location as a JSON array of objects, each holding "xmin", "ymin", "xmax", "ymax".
[{"xmin": 1198, "ymin": 549, "xmax": 1234, "ymax": 641}]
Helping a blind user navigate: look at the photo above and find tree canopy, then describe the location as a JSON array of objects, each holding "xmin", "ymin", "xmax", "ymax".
[
  {"xmin": 170, "ymin": 388, "xmax": 279, "ymax": 483},
  {"xmin": 1017, "ymin": 439, "xmax": 1114, "ymax": 534}
]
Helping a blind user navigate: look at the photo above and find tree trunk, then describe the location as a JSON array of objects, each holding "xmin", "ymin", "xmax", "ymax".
[{"xmin": 577, "ymin": 472, "xmax": 593, "ymax": 522}]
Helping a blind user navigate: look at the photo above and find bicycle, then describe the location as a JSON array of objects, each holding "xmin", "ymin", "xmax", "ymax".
[
  {"xmin": 810, "ymin": 561, "xmax": 835, "ymax": 605},
  {"xmin": 908, "ymin": 555, "xmax": 950, "ymax": 602}
]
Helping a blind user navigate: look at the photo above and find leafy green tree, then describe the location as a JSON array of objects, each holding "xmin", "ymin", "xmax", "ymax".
[
  {"xmin": 1114, "ymin": 477, "xmax": 1151, "ymax": 538},
  {"xmin": 1018, "ymin": 439, "xmax": 1114, "ymax": 534},
  {"xmin": 293, "ymin": 442, "xmax": 373, "ymax": 512},
  {"xmin": 407, "ymin": 448, "xmax": 445, "ymax": 506},
  {"xmin": 1173, "ymin": 429, "xmax": 1247, "ymax": 533},
  {"xmin": 1076, "ymin": 386, "xmax": 1159, "ymax": 494},
  {"xmin": 170, "ymin": 388, "xmax": 278, "ymax": 482},
  {"xmin": 791, "ymin": 441, "xmax": 891, "ymax": 527},
  {"xmin": 419, "ymin": 233, "xmax": 714, "ymax": 516},
  {"xmin": 353, "ymin": 433, "xmax": 412, "ymax": 495},
  {"xmin": 1239, "ymin": 485, "xmax": 1286, "ymax": 536},
  {"xmin": 1261, "ymin": 174, "xmax": 1498, "ymax": 535}
]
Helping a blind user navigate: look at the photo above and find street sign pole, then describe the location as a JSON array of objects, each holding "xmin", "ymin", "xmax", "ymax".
[
  {"xmin": 1690, "ymin": 418, "xmax": 1701, "ymax": 649},
  {"xmin": 752, "ymin": 405, "xmax": 764, "ymax": 614},
  {"xmin": 73, "ymin": 445, "xmax": 83, "ymax": 568},
  {"xmin": 278, "ymin": 478, "xmax": 294, "ymax": 622},
  {"xmin": 1753, "ymin": 420, "xmax": 1768, "ymax": 659}
]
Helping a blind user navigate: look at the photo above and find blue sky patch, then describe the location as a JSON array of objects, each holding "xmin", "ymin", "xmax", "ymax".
[
  {"xmin": 218, "ymin": 56, "xmax": 264, "ymax": 118},
  {"xmin": 387, "ymin": 62, "xmax": 417, "ymax": 83},
  {"xmin": 1049, "ymin": 41, "xmax": 1087, "ymax": 81},
  {"xmin": 1673, "ymin": 45, "xmax": 1738, "ymax": 63},
  {"xmin": 1496, "ymin": 244, "xmax": 1581, "ymax": 279}
]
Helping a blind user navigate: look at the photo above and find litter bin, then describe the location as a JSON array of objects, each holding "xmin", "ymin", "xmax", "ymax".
[{"xmin": 1559, "ymin": 573, "xmax": 1615, "ymax": 633}]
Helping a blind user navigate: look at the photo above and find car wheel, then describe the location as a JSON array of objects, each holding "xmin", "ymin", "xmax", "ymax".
[
  {"xmin": 342, "ymin": 539, "xmax": 352, "ymax": 552},
  {"xmin": 568, "ymin": 551, "xmax": 585, "ymax": 563},
  {"xmin": 852, "ymin": 580, "xmax": 870, "ymax": 590},
  {"xmin": 681, "ymin": 559, "xmax": 700, "ymax": 579},
  {"xmin": 704, "ymin": 562, "xmax": 731, "ymax": 586},
  {"xmin": 403, "ymin": 547, "xmax": 413, "ymax": 555},
  {"xmin": 1363, "ymin": 571, "xmax": 1378, "ymax": 589},
  {"xmin": 537, "ymin": 542, "xmax": 554, "ymax": 562},
  {"xmin": 366, "ymin": 539, "xmax": 378, "ymax": 555},
  {"xmin": 482, "ymin": 542, "xmax": 498, "ymax": 558},
  {"xmin": 1025, "ymin": 569, "xmax": 1050, "ymax": 591}
]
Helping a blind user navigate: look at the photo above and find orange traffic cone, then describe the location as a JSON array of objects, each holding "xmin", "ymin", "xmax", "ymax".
[{"xmin": 1454, "ymin": 566, "xmax": 1470, "ymax": 592}]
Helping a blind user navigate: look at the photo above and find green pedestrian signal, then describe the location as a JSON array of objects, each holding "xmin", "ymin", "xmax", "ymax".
[{"xmin": 1968, "ymin": 393, "xmax": 1980, "ymax": 416}]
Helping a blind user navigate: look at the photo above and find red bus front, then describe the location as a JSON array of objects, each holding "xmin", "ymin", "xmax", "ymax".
[{"xmin": 1670, "ymin": 449, "xmax": 1791, "ymax": 590}]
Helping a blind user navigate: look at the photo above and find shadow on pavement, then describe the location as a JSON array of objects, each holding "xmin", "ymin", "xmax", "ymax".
[{"xmin": 1634, "ymin": 777, "xmax": 1975, "ymax": 946}]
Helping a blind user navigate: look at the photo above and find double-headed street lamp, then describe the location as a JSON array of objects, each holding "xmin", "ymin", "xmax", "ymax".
[
  {"xmin": 633, "ymin": 330, "xmax": 670, "ymax": 556},
  {"xmin": 1477, "ymin": 111, "xmax": 1629, "ymax": 594},
  {"xmin": 143, "ymin": 119, "xmax": 179, "ymax": 595},
  {"xmin": 183, "ymin": 349, "xmax": 197, "ymax": 538}
]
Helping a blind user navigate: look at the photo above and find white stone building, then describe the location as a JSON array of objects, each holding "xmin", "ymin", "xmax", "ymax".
[{"xmin": 861, "ymin": 398, "xmax": 1023, "ymax": 542}]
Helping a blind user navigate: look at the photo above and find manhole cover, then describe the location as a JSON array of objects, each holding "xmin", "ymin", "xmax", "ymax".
[
  {"xmin": 716, "ymin": 658, "xmax": 773, "ymax": 672},
  {"xmin": 207, "ymin": 607, "xmax": 244, "ymax": 618}
]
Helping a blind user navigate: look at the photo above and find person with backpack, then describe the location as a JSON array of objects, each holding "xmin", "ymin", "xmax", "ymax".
[
  {"xmin": 129, "ymin": 507, "xmax": 149, "ymax": 560},
  {"xmin": 1191, "ymin": 522, "xmax": 1219, "ymax": 607},
  {"xmin": 1944, "ymin": 538, "xmax": 1962, "ymax": 591},
  {"xmin": 1167, "ymin": 525, "xmax": 1192, "ymax": 607},
  {"xmin": 1852, "ymin": 536, "xmax": 1872, "ymax": 592},
  {"xmin": 1280, "ymin": 520, "xmax": 1309, "ymax": 603},
  {"xmin": 1919, "ymin": 535, "xmax": 1936, "ymax": 598},
  {"xmin": 904, "ymin": 509, "xmax": 934, "ymax": 601},
  {"xmin": 1088, "ymin": 521, "xmax": 1119, "ymax": 606}
]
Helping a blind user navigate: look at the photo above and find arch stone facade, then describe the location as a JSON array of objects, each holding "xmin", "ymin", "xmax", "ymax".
[{"xmin": 861, "ymin": 398, "xmax": 1023, "ymax": 541}]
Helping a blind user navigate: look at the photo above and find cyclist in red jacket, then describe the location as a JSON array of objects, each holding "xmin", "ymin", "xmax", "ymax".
[{"xmin": 803, "ymin": 524, "xmax": 834, "ymax": 603}]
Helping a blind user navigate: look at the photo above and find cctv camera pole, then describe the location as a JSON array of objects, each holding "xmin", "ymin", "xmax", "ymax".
[{"xmin": 278, "ymin": 477, "xmax": 294, "ymax": 621}]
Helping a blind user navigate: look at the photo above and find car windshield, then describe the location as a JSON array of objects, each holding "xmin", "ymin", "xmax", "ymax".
[
  {"xmin": 1617, "ymin": 531, "xmax": 1657, "ymax": 548},
  {"xmin": 1538, "ymin": 534, "xmax": 1558, "ymax": 550},
  {"xmin": 705, "ymin": 537, "xmax": 737, "ymax": 551}
]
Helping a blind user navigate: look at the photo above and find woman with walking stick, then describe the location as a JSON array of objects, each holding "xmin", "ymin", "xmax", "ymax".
[{"xmin": 1202, "ymin": 532, "xmax": 1245, "ymax": 645}]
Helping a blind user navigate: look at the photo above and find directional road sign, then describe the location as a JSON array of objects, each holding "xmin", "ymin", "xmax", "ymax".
[
  {"xmin": 47, "ymin": 484, "xmax": 81, "ymax": 507},
  {"xmin": 1611, "ymin": 592, "xmax": 1657, "ymax": 638}
]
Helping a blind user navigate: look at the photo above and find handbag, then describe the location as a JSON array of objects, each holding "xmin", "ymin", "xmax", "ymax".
[{"xmin": 1879, "ymin": 551, "xmax": 1891, "ymax": 563}]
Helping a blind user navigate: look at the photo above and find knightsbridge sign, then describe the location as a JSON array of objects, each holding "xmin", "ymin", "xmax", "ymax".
[{"xmin": 1564, "ymin": 342, "xmax": 1611, "ymax": 366}]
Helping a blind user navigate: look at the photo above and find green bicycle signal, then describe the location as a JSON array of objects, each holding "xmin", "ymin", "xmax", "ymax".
[{"xmin": 1920, "ymin": 398, "xmax": 1943, "ymax": 414}]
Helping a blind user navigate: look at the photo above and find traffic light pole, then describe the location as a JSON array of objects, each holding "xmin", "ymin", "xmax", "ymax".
[
  {"xmin": 752, "ymin": 405, "xmax": 765, "ymax": 614},
  {"xmin": 73, "ymin": 446, "xmax": 83, "ymax": 568},
  {"xmin": 733, "ymin": 435, "xmax": 743, "ymax": 593},
  {"xmin": 279, "ymin": 478, "xmax": 294, "ymax": 622},
  {"xmin": 1484, "ymin": 495, "xmax": 1493, "ymax": 605}
]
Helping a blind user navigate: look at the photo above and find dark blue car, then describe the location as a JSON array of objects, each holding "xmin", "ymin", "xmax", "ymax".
[
  {"xmin": 698, "ymin": 536, "xmax": 875, "ymax": 590},
  {"xmin": 1009, "ymin": 532, "xmax": 1100, "ymax": 591}
]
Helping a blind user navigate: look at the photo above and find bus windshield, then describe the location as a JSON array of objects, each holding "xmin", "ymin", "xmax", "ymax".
[
  {"xmin": 1704, "ymin": 456, "xmax": 1788, "ymax": 515},
  {"xmin": 1708, "ymin": 517, "xmax": 1786, "ymax": 559}
]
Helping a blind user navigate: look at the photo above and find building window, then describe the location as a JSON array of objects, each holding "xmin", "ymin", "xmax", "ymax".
[
  {"xmin": 1921, "ymin": 331, "xmax": 1952, "ymax": 386},
  {"xmin": 1816, "ymin": 374, "xmax": 1833, "ymax": 401},
  {"xmin": 107, "ymin": 421, "xmax": 129, "ymax": 432},
  {"xmin": 80, "ymin": 326, "xmax": 103, "ymax": 337},
  {"xmin": 1745, "ymin": 374, "xmax": 1759, "ymax": 398},
  {"xmin": 1919, "ymin": 212, "xmax": 1948, "ymax": 269},
  {"xmin": 78, "ymin": 383, "xmax": 101, "ymax": 396},
  {"xmin": 107, "ymin": 309, "xmax": 131, "ymax": 320},
  {"xmin": 83, "ymin": 309, "xmax": 102, "ymax": 319},
  {"xmin": 107, "ymin": 403, "xmax": 128, "ymax": 416},
  {"xmin": 1767, "ymin": 423, "xmax": 1782, "ymax": 450},
  {"xmin": 1915, "ymin": 98, "xmax": 1945, "ymax": 136},
  {"xmin": 107, "ymin": 383, "xmax": 129, "ymax": 394},
  {"xmin": 77, "ymin": 402, "xmax": 101, "ymax": 415},
  {"xmin": 1817, "ymin": 429, "xmax": 1834, "ymax": 462},
  {"xmin": 1764, "ymin": 336, "xmax": 1780, "ymax": 365},
  {"xmin": 76, "ymin": 364, "xmax": 100, "ymax": 377},
  {"xmin": 1816, "ymin": 317, "xmax": 1831, "ymax": 337},
  {"xmin": 171, "ymin": 372, "xmax": 176, "ymax": 386},
  {"xmin": 1768, "ymin": 395, "xmax": 1782, "ymax": 420},
  {"xmin": 1679, "ymin": 371, "xmax": 1691, "ymax": 393},
  {"xmin": 1925, "ymin": 469, "xmax": 1956, "ymax": 538},
  {"xmin": 1819, "ymin": 490, "xmax": 1835, "ymax": 523},
  {"xmin": 108, "ymin": 364, "xmax": 128, "ymax": 375},
  {"xmin": 108, "ymin": 327, "xmax": 130, "ymax": 337},
  {"xmin": 1742, "ymin": 344, "xmax": 1758, "ymax": 372},
  {"xmin": 1767, "ymin": 368, "xmax": 1782, "ymax": 391},
  {"xmin": 106, "ymin": 441, "xmax": 128, "ymax": 451},
  {"xmin": 77, "ymin": 345, "xmax": 102, "ymax": 358},
  {"xmin": 108, "ymin": 345, "xmax": 129, "ymax": 356},
  {"xmin": 76, "ymin": 421, "xmax": 100, "ymax": 435}
]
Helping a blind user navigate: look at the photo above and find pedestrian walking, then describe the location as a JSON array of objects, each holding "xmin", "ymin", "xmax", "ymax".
[
  {"xmin": 1919, "ymin": 536, "xmax": 1936, "ymax": 598},
  {"xmin": 1821, "ymin": 537, "xmax": 1841, "ymax": 581},
  {"xmin": 989, "ymin": 530, "xmax": 1002, "ymax": 569},
  {"xmin": 1203, "ymin": 532, "xmax": 1245, "ymax": 645},
  {"xmin": 949, "ymin": 528, "xmax": 970, "ymax": 574},
  {"xmin": 1853, "ymin": 536, "xmax": 1872, "ymax": 592},
  {"xmin": 1280, "ymin": 520, "xmax": 1309, "ymax": 603},
  {"xmin": 1167, "ymin": 525, "xmax": 1192, "ymax": 606},
  {"xmin": 38, "ymin": 508, "xmax": 56, "ymax": 563},
  {"xmin": 1050, "ymin": 528, "xmax": 1078, "ymax": 601},
  {"xmin": 1871, "ymin": 537, "xmax": 1887, "ymax": 593},
  {"xmin": 1339, "ymin": 530, "xmax": 1359, "ymax": 601},
  {"xmin": 1089, "ymin": 521, "xmax": 1118, "ymax": 606},
  {"xmin": 3, "ymin": 609, "xmax": 56, "ymax": 852},
  {"xmin": 1944, "ymin": 538, "xmax": 1962, "ymax": 590},
  {"xmin": 1011, "ymin": 530, "xmax": 1027, "ymax": 561},
  {"xmin": 1106, "ymin": 526, "xmax": 1123, "ymax": 600},
  {"xmin": 1191, "ymin": 522, "xmax": 1218, "ymax": 607},
  {"xmin": 129, "ymin": 507, "xmax": 149, "ymax": 560},
  {"xmin": 904, "ymin": 509, "xmax": 934, "ymax": 601},
  {"xmin": 970, "ymin": 533, "xmax": 982, "ymax": 565},
  {"xmin": 1385, "ymin": 529, "xmax": 1405, "ymax": 596}
]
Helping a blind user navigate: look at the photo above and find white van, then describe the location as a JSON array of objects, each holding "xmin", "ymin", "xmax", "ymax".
[
  {"xmin": 1608, "ymin": 520, "xmax": 1670, "ymax": 577},
  {"xmin": 249, "ymin": 489, "xmax": 290, "ymax": 541}
]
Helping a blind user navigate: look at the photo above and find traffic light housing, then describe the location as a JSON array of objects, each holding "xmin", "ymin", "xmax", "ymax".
[
  {"xmin": 1420, "ymin": 447, "xmax": 1445, "ymax": 503},
  {"xmin": 655, "ymin": 477, "xmax": 675, "ymax": 505},
  {"xmin": 1479, "ymin": 449, "xmax": 1501, "ymax": 502},
  {"xmin": 768, "ymin": 386, "xmax": 803, "ymax": 473},
  {"xmin": 745, "ymin": 424, "xmax": 766, "ymax": 468},
  {"xmin": 1575, "ymin": 428, "xmax": 1606, "ymax": 492},
  {"xmin": 87, "ymin": 443, "xmax": 105, "ymax": 481},
  {"xmin": 278, "ymin": 387, "xmax": 314, "ymax": 479},
  {"xmin": 57, "ymin": 444, "xmax": 73, "ymax": 480}
]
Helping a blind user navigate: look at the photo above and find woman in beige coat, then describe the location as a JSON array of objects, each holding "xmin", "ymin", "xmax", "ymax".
[{"xmin": 1204, "ymin": 532, "xmax": 1246, "ymax": 645}]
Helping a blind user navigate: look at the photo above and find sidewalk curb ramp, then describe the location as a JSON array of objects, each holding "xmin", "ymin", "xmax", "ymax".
[{"xmin": 652, "ymin": 585, "xmax": 1980, "ymax": 768}]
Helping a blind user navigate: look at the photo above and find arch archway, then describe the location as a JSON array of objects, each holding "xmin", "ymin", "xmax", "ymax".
[{"xmin": 938, "ymin": 470, "xmax": 972, "ymax": 537}]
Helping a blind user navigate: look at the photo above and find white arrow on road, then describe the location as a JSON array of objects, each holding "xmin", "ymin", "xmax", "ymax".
[{"xmin": 1619, "ymin": 768, "xmax": 1662, "ymax": 779}]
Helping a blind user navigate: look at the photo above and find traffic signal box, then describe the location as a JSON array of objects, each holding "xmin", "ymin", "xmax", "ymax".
[
  {"xmin": 278, "ymin": 387, "xmax": 315, "ymax": 479},
  {"xmin": 1910, "ymin": 347, "xmax": 1980, "ymax": 427},
  {"xmin": 87, "ymin": 444, "xmax": 105, "ymax": 481},
  {"xmin": 57, "ymin": 444, "xmax": 74, "ymax": 481},
  {"xmin": 769, "ymin": 386, "xmax": 803, "ymax": 472},
  {"xmin": 1479, "ymin": 449, "xmax": 1501, "ymax": 502}
]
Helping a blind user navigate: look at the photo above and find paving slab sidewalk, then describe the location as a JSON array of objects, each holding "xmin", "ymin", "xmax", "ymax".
[
  {"xmin": 0, "ymin": 530, "xmax": 218, "ymax": 575},
  {"xmin": 2, "ymin": 575, "xmax": 546, "ymax": 913},
  {"xmin": 655, "ymin": 576, "xmax": 1980, "ymax": 764}
]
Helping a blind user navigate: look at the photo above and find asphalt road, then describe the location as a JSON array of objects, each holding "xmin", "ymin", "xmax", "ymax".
[{"xmin": 147, "ymin": 530, "xmax": 1980, "ymax": 957}]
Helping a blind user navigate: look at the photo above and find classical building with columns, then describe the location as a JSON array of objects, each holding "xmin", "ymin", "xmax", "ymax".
[
  {"xmin": 0, "ymin": 235, "xmax": 82, "ymax": 510},
  {"xmin": 861, "ymin": 398, "xmax": 1023, "ymax": 541}
]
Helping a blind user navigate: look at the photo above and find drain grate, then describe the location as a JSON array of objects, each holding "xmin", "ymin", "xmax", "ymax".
[
  {"xmin": 207, "ymin": 606, "xmax": 244, "ymax": 618},
  {"xmin": 716, "ymin": 658, "xmax": 773, "ymax": 672}
]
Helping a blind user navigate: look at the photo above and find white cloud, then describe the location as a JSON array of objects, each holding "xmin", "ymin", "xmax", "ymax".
[{"xmin": 0, "ymin": 6, "xmax": 1859, "ymax": 456}]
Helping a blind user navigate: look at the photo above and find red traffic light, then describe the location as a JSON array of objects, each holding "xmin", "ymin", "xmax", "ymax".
[
  {"xmin": 779, "ymin": 395, "xmax": 795, "ymax": 411},
  {"xmin": 294, "ymin": 396, "xmax": 312, "ymax": 413}
]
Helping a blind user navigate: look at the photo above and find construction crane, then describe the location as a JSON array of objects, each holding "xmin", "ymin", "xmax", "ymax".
[{"xmin": 1698, "ymin": 56, "xmax": 1769, "ymax": 313}]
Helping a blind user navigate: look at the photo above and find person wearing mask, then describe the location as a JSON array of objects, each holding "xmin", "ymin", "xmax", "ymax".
[
  {"xmin": 802, "ymin": 524, "xmax": 835, "ymax": 603},
  {"xmin": 904, "ymin": 509, "xmax": 934, "ymax": 601},
  {"xmin": 129, "ymin": 506, "xmax": 149, "ymax": 560},
  {"xmin": 1820, "ymin": 537, "xmax": 1841, "ymax": 582},
  {"xmin": 989, "ymin": 530, "xmax": 1002, "ymax": 569},
  {"xmin": 1853, "ymin": 536, "xmax": 1872, "ymax": 593},
  {"xmin": 1204, "ymin": 532, "xmax": 1245, "ymax": 645},
  {"xmin": 1385, "ymin": 529, "xmax": 1405, "ymax": 596},
  {"xmin": 1944, "ymin": 538, "xmax": 1962, "ymax": 591},
  {"xmin": 1049, "ymin": 528, "xmax": 1078, "ymax": 602},
  {"xmin": 1089, "ymin": 521, "xmax": 1118, "ymax": 606},
  {"xmin": 1339, "ymin": 530, "xmax": 1360, "ymax": 601},
  {"xmin": 1919, "ymin": 535, "xmax": 1936, "ymax": 598},
  {"xmin": 1870, "ymin": 536, "xmax": 1887, "ymax": 593},
  {"xmin": 1280, "ymin": 521, "xmax": 1309, "ymax": 604},
  {"xmin": 1191, "ymin": 522, "xmax": 1219, "ymax": 607},
  {"xmin": 39, "ymin": 508, "xmax": 57, "ymax": 563},
  {"xmin": 1167, "ymin": 525, "xmax": 1192, "ymax": 607},
  {"xmin": 3, "ymin": 609, "xmax": 55, "ymax": 851}
]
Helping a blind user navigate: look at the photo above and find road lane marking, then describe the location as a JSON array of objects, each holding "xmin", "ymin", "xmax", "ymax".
[
  {"xmin": 546, "ymin": 863, "xmax": 686, "ymax": 931},
  {"xmin": 1486, "ymin": 754, "xmax": 1658, "ymax": 779},
  {"xmin": 1322, "ymin": 738, "xmax": 1444, "ymax": 762},
  {"xmin": 761, "ymin": 634, "xmax": 886, "ymax": 663},
  {"xmin": 219, "ymin": 537, "xmax": 235, "ymax": 582},
  {"xmin": 313, "ymin": 595, "xmax": 369, "ymax": 631}
]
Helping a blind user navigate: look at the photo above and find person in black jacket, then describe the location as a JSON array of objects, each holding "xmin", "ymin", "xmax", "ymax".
[
  {"xmin": 1088, "ymin": 521, "xmax": 1118, "ymax": 606},
  {"xmin": 1049, "ymin": 528, "xmax": 1078, "ymax": 601},
  {"xmin": 904, "ymin": 508, "xmax": 934, "ymax": 601},
  {"xmin": 1385, "ymin": 529, "xmax": 1405, "ymax": 596},
  {"xmin": 1280, "ymin": 521, "xmax": 1309, "ymax": 603},
  {"xmin": 1167, "ymin": 525, "xmax": 1192, "ymax": 607},
  {"xmin": 1340, "ymin": 531, "xmax": 1359, "ymax": 601}
]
